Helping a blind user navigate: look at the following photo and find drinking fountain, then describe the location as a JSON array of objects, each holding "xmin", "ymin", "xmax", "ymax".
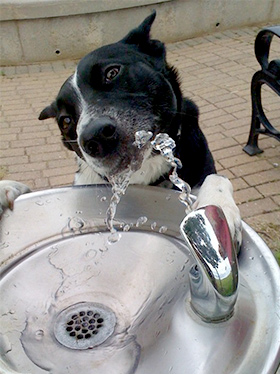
[{"xmin": 0, "ymin": 185, "xmax": 279, "ymax": 374}]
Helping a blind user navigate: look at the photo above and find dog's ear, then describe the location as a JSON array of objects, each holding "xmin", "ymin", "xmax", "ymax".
[
  {"xmin": 121, "ymin": 10, "xmax": 157, "ymax": 46},
  {"xmin": 38, "ymin": 103, "xmax": 56, "ymax": 120},
  {"xmin": 121, "ymin": 11, "xmax": 167, "ymax": 69}
]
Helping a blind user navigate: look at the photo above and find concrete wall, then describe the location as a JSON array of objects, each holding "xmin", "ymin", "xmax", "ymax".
[{"xmin": 1, "ymin": 0, "xmax": 280, "ymax": 66}]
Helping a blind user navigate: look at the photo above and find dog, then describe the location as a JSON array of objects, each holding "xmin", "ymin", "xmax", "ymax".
[{"xmin": 0, "ymin": 11, "xmax": 242, "ymax": 249}]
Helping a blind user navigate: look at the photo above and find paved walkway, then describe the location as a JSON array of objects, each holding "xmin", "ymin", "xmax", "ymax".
[{"xmin": 1, "ymin": 25, "xmax": 279, "ymax": 260}]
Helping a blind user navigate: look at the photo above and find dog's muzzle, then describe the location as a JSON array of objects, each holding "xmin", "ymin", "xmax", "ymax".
[{"xmin": 79, "ymin": 117, "xmax": 119, "ymax": 158}]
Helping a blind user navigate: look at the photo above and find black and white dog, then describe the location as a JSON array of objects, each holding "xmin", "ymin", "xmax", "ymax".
[{"xmin": 0, "ymin": 12, "xmax": 241, "ymax": 249}]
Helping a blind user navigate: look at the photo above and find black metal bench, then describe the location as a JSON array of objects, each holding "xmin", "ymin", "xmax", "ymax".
[{"xmin": 243, "ymin": 26, "xmax": 280, "ymax": 156}]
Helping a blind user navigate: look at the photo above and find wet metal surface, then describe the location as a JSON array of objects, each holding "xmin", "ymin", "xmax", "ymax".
[{"xmin": 0, "ymin": 186, "xmax": 279, "ymax": 374}]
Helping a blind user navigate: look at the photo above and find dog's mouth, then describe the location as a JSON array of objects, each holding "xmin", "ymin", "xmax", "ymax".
[
  {"xmin": 76, "ymin": 109, "xmax": 159, "ymax": 180},
  {"xmin": 79, "ymin": 129, "xmax": 154, "ymax": 182}
]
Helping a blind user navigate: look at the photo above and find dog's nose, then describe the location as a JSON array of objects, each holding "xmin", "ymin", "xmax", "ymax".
[{"xmin": 80, "ymin": 118, "xmax": 118, "ymax": 157}]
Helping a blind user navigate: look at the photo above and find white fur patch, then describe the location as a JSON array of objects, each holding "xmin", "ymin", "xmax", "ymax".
[
  {"xmin": 71, "ymin": 71, "xmax": 90, "ymax": 132},
  {"xmin": 0, "ymin": 180, "xmax": 31, "ymax": 214},
  {"xmin": 74, "ymin": 158, "xmax": 105, "ymax": 185},
  {"xmin": 74, "ymin": 154, "xmax": 171, "ymax": 186},
  {"xmin": 193, "ymin": 174, "xmax": 242, "ymax": 252},
  {"xmin": 130, "ymin": 154, "xmax": 171, "ymax": 185},
  {"xmin": 71, "ymin": 71, "xmax": 86, "ymax": 108}
]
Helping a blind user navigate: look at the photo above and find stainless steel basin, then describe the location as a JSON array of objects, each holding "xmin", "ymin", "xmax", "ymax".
[{"xmin": 0, "ymin": 185, "xmax": 279, "ymax": 374}]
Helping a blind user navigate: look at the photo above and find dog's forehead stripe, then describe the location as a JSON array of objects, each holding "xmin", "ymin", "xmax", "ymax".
[
  {"xmin": 71, "ymin": 70, "xmax": 86, "ymax": 108},
  {"xmin": 71, "ymin": 70, "xmax": 91, "ymax": 137}
]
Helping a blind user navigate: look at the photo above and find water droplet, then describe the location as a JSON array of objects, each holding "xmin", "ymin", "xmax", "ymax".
[
  {"xmin": 35, "ymin": 330, "xmax": 44, "ymax": 340},
  {"xmin": 99, "ymin": 246, "xmax": 108, "ymax": 253},
  {"xmin": 35, "ymin": 201, "xmax": 44, "ymax": 206},
  {"xmin": 134, "ymin": 130, "xmax": 153, "ymax": 149},
  {"xmin": 151, "ymin": 133, "xmax": 176, "ymax": 151},
  {"xmin": 166, "ymin": 254, "xmax": 174, "ymax": 264},
  {"xmin": 86, "ymin": 249, "xmax": 97, "ymax": 259},
  {"xmin": 151, "ymin": 222, "xmax": 157, "ymax": 230},
  {"xmin": 159, "ymin": 226, "xmax": 168, "ymax": 233},
  {"xmin": 68, "ymin": 217, "xmax": 85, "ymax": 231},
  {"xmin": 273, "ymin": 163, "xmax": 278, "ymax": 168},
  {"xmin": 100, "ymin": 196, "xmax": 107, "ymax": 202},
  {"xmin": 123, "ymin": 224, "xmax": 131, "ymax": 232},
  {"xmin": 107, "ymin": 230, "xmax": 121, "ymax": 244},
  {"xmin": 0, "ymin": 242, "xmax": 9, "ymax": 250},
  {"xmin": 166, "ymin": 194, "xmax": 171, "ymax": 201},
  {"xmin": 151, "ymin": 133, "xmax": 192, "ymax": 210},
  {"xmin": 136, "ymin": 216, "xmax": 148, "ymax": 227},
  {"xmin": 249, "ymin": 256, "xmax": 254, "ymax": 260}
]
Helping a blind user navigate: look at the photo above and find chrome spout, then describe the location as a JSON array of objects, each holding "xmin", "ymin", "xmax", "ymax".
[{"xmin": 180, "ymin": 205, "xmax": 239, "ymax": 322}]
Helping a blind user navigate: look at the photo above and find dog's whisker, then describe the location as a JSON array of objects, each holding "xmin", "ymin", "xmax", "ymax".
[{"xmin": 63, "ymin": 140, "xmax": 79, "ymax": 144}]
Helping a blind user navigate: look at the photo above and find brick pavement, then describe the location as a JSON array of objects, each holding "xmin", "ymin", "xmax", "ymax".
[{"xmin": 1, "ymin": 25, "xmax": 279, "ymax": 260}]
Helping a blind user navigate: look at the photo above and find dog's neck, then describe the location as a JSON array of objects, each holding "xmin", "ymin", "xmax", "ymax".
[{"xmin": 74, "ymin": 155, "xmax": 172, "ymax": 186}]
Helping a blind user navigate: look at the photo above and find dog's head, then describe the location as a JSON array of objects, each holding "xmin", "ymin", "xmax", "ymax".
[{"xmin": 39, "ymin": 11, "xmax": 181, "ymax": 179}]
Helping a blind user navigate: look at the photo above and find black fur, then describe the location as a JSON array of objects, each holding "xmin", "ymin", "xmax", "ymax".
[{"xmin": 39, "ymin": 11, "xmax": 216, "ymax": 188}]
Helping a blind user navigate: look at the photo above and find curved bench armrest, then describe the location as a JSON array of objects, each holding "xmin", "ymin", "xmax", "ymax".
[{"xmin": 255, "ymin": 26, "xmax": 280, "ymax": 70}]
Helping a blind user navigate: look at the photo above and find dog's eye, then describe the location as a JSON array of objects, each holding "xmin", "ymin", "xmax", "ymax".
[
  {"xmin": 60, "ymin": 116, "xmax": 72, "ymax": 130},
  {"xmin": 105, "ymin": 66, "xmax": 120, "ymax": 83}
]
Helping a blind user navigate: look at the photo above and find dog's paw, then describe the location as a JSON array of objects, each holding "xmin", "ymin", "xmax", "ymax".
[
  {"xmin": 0, "ymin": 180, "xmax": 31, "ymax": 216},
  {"xmin": 192, "ymin": 174, "xmax": 242, "ymax": 253}
]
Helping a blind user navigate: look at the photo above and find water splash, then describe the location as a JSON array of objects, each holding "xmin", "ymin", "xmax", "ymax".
[
  {"xmin": 106, "ymin": 169, "xmax": 133, "ymax": 243},
  {"xmin": 106, "ymin": 131, "xmax": 153, "ymax": 243},
  {"xmin": 133, "ymin": 130, "xmax": 153, "ymax": 149},
  {"xmin": 105, "ymin": 131, "xmax": 192, "ymax": 242},
  {"xmin": 136, "ymin": 216, "xmax": 148, "ymax": 227},
  {"xmin": 61, "ymin": 216, "xmax": 86, "ymax": 237},
  {"xmin": 151, "ymin": 133, "xmax": 192, "ymax": 212},
  {"xmin": 123, "ymin": 224, "xmax": 132, "ymax": 232},
  {"xmin": 159, "ymin": 226, "xmax": 168, "ymax": 234},
  {"xmin": 68, "ymin": 217, "xmax": 85, "ymax": 232},
  {"xmin": 151, "ymin": 222, "xmax": 157, "ymax": 230}
]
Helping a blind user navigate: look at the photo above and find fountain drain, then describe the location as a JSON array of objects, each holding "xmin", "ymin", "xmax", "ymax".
[{"xmin": 54, "ymin": 302, "xmax": 116, "ymax": 350}]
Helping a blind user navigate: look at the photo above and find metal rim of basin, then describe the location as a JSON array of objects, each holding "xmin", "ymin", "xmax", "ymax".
[{"xmin": 0, "ymin": 185, "xmax": 279, "ymax": 374}]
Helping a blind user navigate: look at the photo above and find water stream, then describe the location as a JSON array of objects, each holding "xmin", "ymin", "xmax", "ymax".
[
  {"xmin": 151, "ymin": 133, "xmax": 192, "ymax": 212},
  {"xmin": 106, "ymin": 131, "xmax": 153, "ymax": 243},
  {"xmin": 106, "ymin": 169, "xmax": 134, "ymax": 243},
  {"xmin": 106, "ymin": 131, "xmax": 192, "ymax": 243}
]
